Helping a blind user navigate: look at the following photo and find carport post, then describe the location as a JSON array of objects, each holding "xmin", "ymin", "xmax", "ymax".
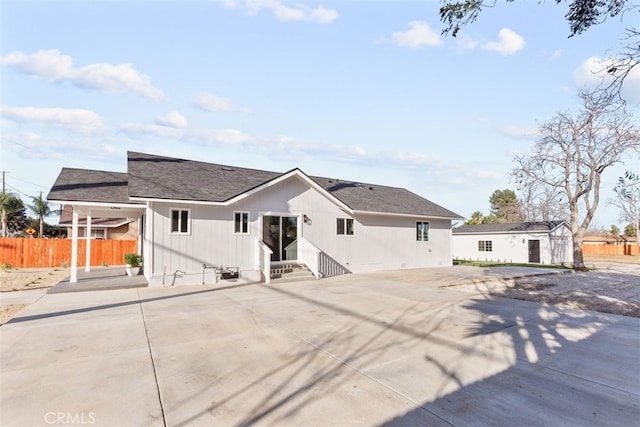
[
  {"xmin": 70, "ymin": 206, "xmax": 78, "ymax": 283},
  {"xmin": 85, "ymin": 209, "xmax": 91, "ymax": 272}
]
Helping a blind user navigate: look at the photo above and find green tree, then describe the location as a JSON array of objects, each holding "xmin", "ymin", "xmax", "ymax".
[
  {"xmin": 466, "ymin": 211, "xmax": 484, "ymax": 224},
  {"xmin": 489, "ymin": 189, "xmax": 524, "ymax": 223},
  {"xmin": 610, "ymin": 224, "xmax": 620, "ymax": 236},
  {"xmin": 481, "ymin": 214, "xmax": 498, "ymax": 224},
  {"xmin": 624, "ymin": 223, "xmax": 638, "ymax": 237},
  {"xmin": 1, "ymin": 193, "xmax": 27, "ymax": 236},
  {"xmin": 512, "ymin": 90, "xmax": 640, "ymax": 270},
  {"xmin": 28, "ymin": 193, "xmax": 52, "ymax": 238}
]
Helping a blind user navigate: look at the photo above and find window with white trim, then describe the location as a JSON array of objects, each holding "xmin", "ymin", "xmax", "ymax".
[
  {"xmin": 478, "ymin": 240, "xmax": 493, "ymax": 252},
  {"xmin": 337, "ymin": 218, "xmax": 354, "ymax": 235},
  {"xmin": 170, "ymin": 208, "xmax": 190, "ymax": 234},
  {"xmin": 89, "ymin": 228, "xmax": 107, "ymax": 239},
  {"xmin": 416, "ymin": 221, "xmax": 429, "ymax": 241},
  {"xmin": 234, "ymin": 212, "xmax": 249, "ymax": 234}
]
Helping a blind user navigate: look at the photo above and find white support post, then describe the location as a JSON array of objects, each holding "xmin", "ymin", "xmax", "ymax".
[
  {"xmin": 143, "ymin": 203, "xmax": 153, "ymax": 280},
  {"xmin": 70, "ymin": 207, "xmax": 79, "ymax": 283},
  {"xmin": 85, "ymin": 209, "xmax": 92, "ymax": 272}
]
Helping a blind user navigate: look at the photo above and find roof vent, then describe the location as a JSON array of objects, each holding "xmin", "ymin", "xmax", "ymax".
[{"xmin": 221, "ymin": 167, "xmax": 235, "ymax": 172}]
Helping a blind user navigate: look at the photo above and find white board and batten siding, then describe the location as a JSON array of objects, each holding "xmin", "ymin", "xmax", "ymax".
[
  {"xmin": 148, "ymin": 175, "xmax": 456, "ymax": 286},
  {"xmin": 452, "ymin": 225, "xmax": 573, "ymax": 265}
]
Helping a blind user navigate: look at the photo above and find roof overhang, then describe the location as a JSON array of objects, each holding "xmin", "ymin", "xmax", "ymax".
[
  {"xmin": 51, "ymin": 201, "xmax": 146, "ymax": 219},
  {"xmin": 353, "ymin": 210, "xmax": 464, "ymax": 220},
  {"xmin": 453, "ymin": 230, "xmax": 553, "ymax": 236}
]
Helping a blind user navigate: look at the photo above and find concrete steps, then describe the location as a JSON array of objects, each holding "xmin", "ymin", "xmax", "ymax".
[{"xmin": 270, "ymin": 263, "xmax": 316, "ymax": 283}]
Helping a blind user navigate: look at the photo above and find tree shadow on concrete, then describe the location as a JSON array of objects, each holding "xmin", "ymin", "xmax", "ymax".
[
  {"xmin": 156, "ymin": 283, "xmax": 474, "ymax": 426},
  {"xmin": 381, "ymin": 293, "xmax": 640, "ymax": 426}
]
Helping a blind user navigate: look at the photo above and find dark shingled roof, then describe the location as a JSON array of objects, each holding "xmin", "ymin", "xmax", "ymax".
[
  {"xmin": 309, "ymin": 176, "xmax": 462, "ymax": 217},
  {"xmin": 47, "ymin": 168, "xmax": 143, "ymax": 205},
  {"xmin": 127, "ymin": 152, "xmax": 462, "ymax": 218},
  {"xmin": 47, "ymin": 152, "xmax": 463, "ymax": 219},
  {"xmin": 127, "ymin": 151, "xmax": 281, "ymax": 202},
  {"xmin": 452, "ymin": 221, "xmax": 567, "ymax": 234}
]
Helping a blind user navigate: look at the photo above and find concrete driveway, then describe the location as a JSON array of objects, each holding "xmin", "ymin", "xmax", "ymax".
[{"xmin": 1, "ymin": 269, "xmax": 639, "ymax": 426}]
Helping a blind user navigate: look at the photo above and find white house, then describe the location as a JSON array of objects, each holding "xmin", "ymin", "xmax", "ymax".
[
  {"xmin": 47, "ymin": 151, "xmax": 463, "ymax": 286},
  {"xmin": 452, "ymin": 221, "xmax": 573, "ymax": 265}
]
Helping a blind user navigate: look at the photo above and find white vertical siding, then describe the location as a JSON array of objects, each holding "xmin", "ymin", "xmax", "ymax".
[
  {"xmin": 452, "ymin": 226, "xmax": 573, "ymax": 265},
  {"xmin": 149, "ymin": 175, "xmax": 455, "ymax": 285}
]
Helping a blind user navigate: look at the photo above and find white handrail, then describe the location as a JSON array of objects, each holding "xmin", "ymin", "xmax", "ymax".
[
  {"xmin": 256, "ymin": 239, "xmax": 273, "ymax": 284},
  {"xmin": 297, "ymin": 237, "xmax": 321, "ymax": 279}
]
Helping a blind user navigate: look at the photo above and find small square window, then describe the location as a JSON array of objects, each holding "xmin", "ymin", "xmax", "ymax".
[
  {"xmin": 478, "ymin": 240, "xmax": 493, "ymax": 252},
  {"xmin": 337, "ymin": 218, "xmax": 354, "ymax": 236},
  {"xmin": 171, "ymin": 209, "xmax": 190, "ymax": 234},
  {"xmin": 416, "ymin": 221, "xmax": 429, "ymax": 241},
  {"xmin": 234, "ymin": 212, "xmax": 249, "ymax": 234}
]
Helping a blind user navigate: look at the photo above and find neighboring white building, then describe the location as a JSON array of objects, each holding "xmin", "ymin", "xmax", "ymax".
[
  {"xmin": 452, "ymin": 221, "xmax": 573, "ymax": 265},
  {"xmin": 48, "ymin": 151, "xmax": 463, "ymax": 286}
]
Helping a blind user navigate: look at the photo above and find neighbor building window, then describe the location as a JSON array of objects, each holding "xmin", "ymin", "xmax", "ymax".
[
  {"xmin": 89, "ymin": 228, "xmax": 107, "ymax": 239},
  {"xmin": 171, "ymin": 208, "xmax": 190, "ymax": 234},
  {"xmin": 337, "ymin": 218, "xmax": 355, "ymax": 235},
  {"xmin": 234, "ymin": 212, "xmax": 249, "ymax": 234},
  {"xmin": 478, "ymin": 240, "xmax": 493, "ymax": 252},
  {"xmin": 416, "ymin": 221, "xmax": 429, "ymax": 241}
]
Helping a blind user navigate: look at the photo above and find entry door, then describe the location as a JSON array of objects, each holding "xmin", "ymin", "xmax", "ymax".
[
  {"xmin": 528, "ymin": 240, "xmax": 541, "ymax": 263},
  {"xmin": 263, "ymin": 216, "xmax": 298, "ymax": 262}
]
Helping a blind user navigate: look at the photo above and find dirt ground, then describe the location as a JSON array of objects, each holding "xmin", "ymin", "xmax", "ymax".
[
  {"xmin": 451, "ymin": 255, "xmax": 640, "ymax": 318},
  {"xmin": 0, "ymin": 255, "xmax": 638, "ymax": 325},
  {"xmin": 0, "ymin": 268, "xmax": 70, "ymax": 325}
]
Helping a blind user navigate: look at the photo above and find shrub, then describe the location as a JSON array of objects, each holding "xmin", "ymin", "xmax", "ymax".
[{"xmin": 124, "ymin": 252, "xmax": 142, "ymax": 267}]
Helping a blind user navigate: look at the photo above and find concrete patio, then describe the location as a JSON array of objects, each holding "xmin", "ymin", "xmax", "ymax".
[
  {"xmin": 1, "ymin": 269, "xmax": 638, "ymax": 426},
  {"xmin": 47, "ymin": 266, "xmax": 148, "ymax": 294}
]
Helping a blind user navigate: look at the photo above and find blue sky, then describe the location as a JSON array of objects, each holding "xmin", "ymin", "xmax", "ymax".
[{"xmin": 2, "ymin": 0, "xmax": 638, "ymax": 228}]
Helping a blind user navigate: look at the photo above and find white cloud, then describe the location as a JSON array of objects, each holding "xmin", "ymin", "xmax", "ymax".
[
  {"xmin": 392, "ymin": 21, "xmax": 441, "ymax": 49},
  {"xmin": 551, "ymin": 49, "xmax": 563, "ymax": 60},
  {"xmin": 155, "ymin": 111, "xmax": 188, "ymax": 128},
  {"xmin": 482, "ymin": 28, "xmax": 525, "ymax": 56},
  {"xmin": 2, "ymin": 50, "xmax": 164, "ymax": 100},
  {"xmin": 192, "ymin": 92, "xmax": 252, "ymax": 113},
  {"xmin": 499, "ymin": 124, "xmax": 539, "ymax": 140},
  {"xmin": 119, "ymin": 123, "xmax": 186, "ymax": 139},
  {"xmin": 458, "ymin": 34, "xmax": 479, "ymax": 50},
  {"xmin": 1, "ymin": 106, "xmax": 107, "ymax": 135},
  {"xmin": 222, "ymin": 0, "xmax": 338, "ymax": 24},
  {"xmin": 4, "ymin": 131, "xmax": 118, "ymax": 161},
  {"xmin": 574, "ymin": 56, "xmax": 640, "ymax": 103},
  {"xmin": 119, "ymin": 122, "xmax": 252, "ymax": 146}
]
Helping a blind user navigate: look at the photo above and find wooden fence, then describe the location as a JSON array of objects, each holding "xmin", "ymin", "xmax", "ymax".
[
  {"xmin": 582, "ymin": 243, "xmax": 639, "ymax": 256},
  {"xmin": 0, "ymin": 238, "xmax": 138, "ymax": 268}
]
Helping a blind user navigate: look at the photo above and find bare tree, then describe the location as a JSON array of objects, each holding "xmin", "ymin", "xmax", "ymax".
[
  {"xmin": 611, "ymin": 170, "xmax": 640, "ymax": 246},
  {"xmin": 518, "ymin": 181, "xmax": 569, "ymax": 222},
  {"xmin": 512, "ymin": 90, "xmax": 640, "ymax": 270}
]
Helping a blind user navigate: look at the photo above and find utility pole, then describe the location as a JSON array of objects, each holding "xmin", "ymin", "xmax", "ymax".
[{"xmin": 1, "ymin": 171, "xmax": 7, "ymax": 237}]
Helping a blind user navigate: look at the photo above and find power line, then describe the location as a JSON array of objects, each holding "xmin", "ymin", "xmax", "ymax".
[
  {"xmin": 5, "ymin": 183, "xmax": 32, "ymax": 199},
  {"xmin": 9, "ymin": 175, "xmax": 51, "ymax": 190}
]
